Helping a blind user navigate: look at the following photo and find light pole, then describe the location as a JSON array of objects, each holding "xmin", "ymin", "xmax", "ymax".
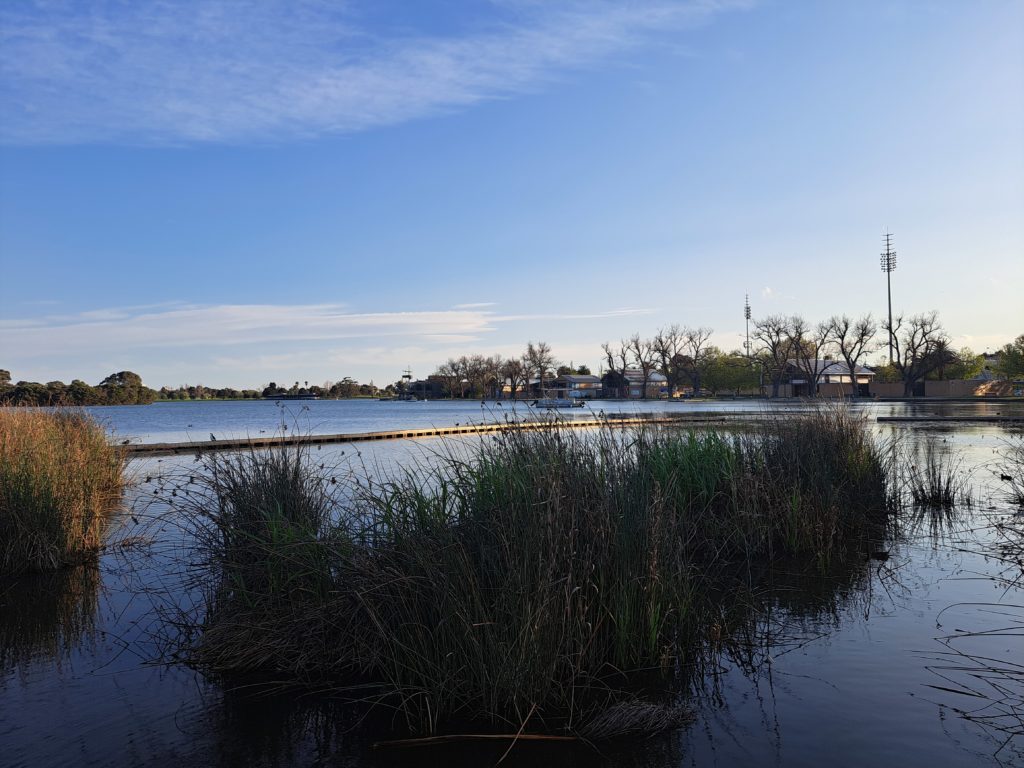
[
  {"xmin": 743, "ymin": 294, "xmax": 751, "ymax": 358},
  {"xmin": 880, "ymin": 233, "xmax": 896, "ymax": 363}
]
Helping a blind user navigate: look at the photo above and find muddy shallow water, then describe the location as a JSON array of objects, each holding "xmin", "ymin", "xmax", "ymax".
[{"xmin": 2, "ymin": 401, "xmax": 1022, "ymax": 767}]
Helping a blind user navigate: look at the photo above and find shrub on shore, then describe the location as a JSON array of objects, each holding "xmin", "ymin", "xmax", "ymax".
[
  {"xmin": 166, "ymin": 407, "xmax": 895, "ymax": 738},
  {"xmin": 0, "ymin": 408, "xmax": 126, "ymax": 574}
]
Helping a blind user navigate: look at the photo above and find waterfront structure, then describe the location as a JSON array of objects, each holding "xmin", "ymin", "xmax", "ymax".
[
  {"xmin": 783, "ymin": 359, "xmax": 875, "ymax": 397},
  {"xmin": 601, "ymin": 369, "xmax": 669, "ymax": 399},
  {"xmin": 549, "ymin": 374, "xmax": 603, "ymax": 400}
]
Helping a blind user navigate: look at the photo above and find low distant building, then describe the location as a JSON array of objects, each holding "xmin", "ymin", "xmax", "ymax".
[
  {"xmin": 550, "ymin": 374, "xmax": 602, "ymax": 400},
  {"xmin": 601, "ymin": 369, "xmax": 668, "ymax": 399},
  {"xmin": 409, "ymin": 377, "xmax": 446, "ymax": 399},
  {"xmin": 784, "ymin": 359, "xmax": 875, "ymax": 397}
]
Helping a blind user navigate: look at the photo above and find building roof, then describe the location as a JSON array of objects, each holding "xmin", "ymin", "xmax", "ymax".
[
  {"xmin": 553, "ymin": 374, "xmax": 602, "ymax": 384},
  {"xmin": 786, "ymin": 359, "xmax": 875, "ymax": 377},
  {"xmin": 623, "ymin": 369, "xmax": 668, "ymax": 383}
]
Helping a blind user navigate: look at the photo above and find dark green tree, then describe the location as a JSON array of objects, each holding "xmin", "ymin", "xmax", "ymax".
[
  {"xmin": 98, "ymin": 371, "xmax": 156, "ymax": 404},
  {"xmin": 996, "ymin": 335, "xmax": 1024, "ymax": 378}
]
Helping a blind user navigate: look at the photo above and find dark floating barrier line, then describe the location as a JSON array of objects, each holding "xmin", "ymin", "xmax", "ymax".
[{"xmin": 119, "ymin": 412, "xmax": 769, "ymax": 456}]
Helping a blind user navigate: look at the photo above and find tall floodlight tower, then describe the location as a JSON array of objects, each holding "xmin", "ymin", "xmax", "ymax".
[
  {"xmin": 744, "ymin": 294, "xmax": 751, "ymax": 358},
  {"xmin": 880, "ymin": 233, "xmax": 897, "ymax": 363}
]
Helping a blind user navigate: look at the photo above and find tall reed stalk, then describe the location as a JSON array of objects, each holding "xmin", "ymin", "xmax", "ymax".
[
  {"xmin": 0, "ymin": 408, "xmax": 125, "ymax": 574},
  {"xmin": 998, "ymin": 434, "xmax": 1024, "ymax": 507},
  {"xmin": 902, "ymin": 439, "xmax": 972, "ymax": 509}
]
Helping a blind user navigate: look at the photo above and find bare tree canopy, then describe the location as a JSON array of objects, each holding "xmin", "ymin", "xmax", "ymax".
[
  {"xmin": 627, "ymin": 333, "xmax": 657, "ymax": 399},
  {"xmin": 652, "ymin": 325, "xmax": 685, "ymax": 393},
  {"xmin": 828, "ymin": 314, "xmax": 877, "ymax": 396},
  {"xmin": 884, "ymin": 311, "xmax": 951, "ymax": 396},
  {"xmin": 753, "ymin": 315, "xmax": 791, "ymax": 398},
  {"xmin": 524, "ymin": 341, "xmax": 556, "ymax": 394},
  {"xmin": 501, "ymin": 357, "xmax": 526, "ymax": 400},
  {"xmin": 677, "ymin": 326, "xmax": 714, "ymax": 396},
  {"xmin": 787, "ymin": 316, "xmax": 834, "ymax": 397}
]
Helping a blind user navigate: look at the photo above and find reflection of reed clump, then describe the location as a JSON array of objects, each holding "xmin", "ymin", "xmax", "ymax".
[
  {"xmin": 912, "ymin": 435, "xmax": 1024, "ymax": 754},
  {"xmin": 163, "ymin": 407, "xmax": 895, "ymax": 740},
  {"xmin": 0, "ymin": 564, "xmax": 101, "ymax": 673},
  {"xmin": 0, "ymin": 408, "xmax": 125, "ymax": 574}
]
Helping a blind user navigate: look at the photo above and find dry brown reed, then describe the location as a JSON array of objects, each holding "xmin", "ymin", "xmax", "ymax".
[{"xmin": 0, "ymin": 408, "xmax": 125, "ymax": 574}]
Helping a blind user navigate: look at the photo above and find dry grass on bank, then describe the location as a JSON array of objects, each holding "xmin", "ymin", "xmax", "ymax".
[{"xmin": 0, "ymin": 408, "xmax": 125, "ymax": 575}]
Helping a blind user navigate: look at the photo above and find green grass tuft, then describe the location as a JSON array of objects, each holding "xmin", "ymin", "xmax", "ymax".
[{"xmin": 165, "ymin": 406, "xmax": 896, "ymax": 737}]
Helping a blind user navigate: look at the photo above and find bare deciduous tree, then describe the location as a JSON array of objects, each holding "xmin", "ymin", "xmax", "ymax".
[
  {"xmin": 886, "ymin": 311, "xmax": 951, "ymax": 396},
  {"xmin": 679, "ymin": 326, "xmax": 714, "ymax": 397},
  {"xmin": 434, "ymin": 359, "xmax": 461, "ymax": 398},
  {"xmin": 627, "ymin": 333, "xmax": 657, "ymax": 399},
  {"xmin": 653, "ymin": 325, "xmax": 685, "ymax": 395},
  {"xmin": 501, "ymin": 357, "xmax": 526, "ymax": 400},
  {"xmin": 481, "ymin": 355, "xmax": 504, "ymax": 399},
  {"xmin": 828, "ymin": 314, "xmax": 877, "ymax": 397},
  {"xmin": 524, "ymin": 341, "xmax": 556, "ymax": 395},
  {"xmin": 601, "ymin": 340, "xmax": 631, "ymax": 398},
  {"xmin": 753, "ymin": 315, "xmax": 791, "ymax": 398},
  {"xmin": 787, "ymin": 316, "xmax": 833, "ymax": 397}
]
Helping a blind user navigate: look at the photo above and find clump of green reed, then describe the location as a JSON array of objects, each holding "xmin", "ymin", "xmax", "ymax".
[
  {"xmin": 903, "ymin": 440, "xmax": 972, "ymax": 509},
  {"xmin": 0, "ymin": 408, "xmax": 125, "ymax": 574},
  {"xmin": 734, "ymin": 406, "xmax": 894, "ymax": 564},
  {"xmin": 171, "ymin": 407, "xmax": 895, "ymax": 738},
  {"xmin": 165, "ymin": 445, "xmax": 342, "ymax": 675}
]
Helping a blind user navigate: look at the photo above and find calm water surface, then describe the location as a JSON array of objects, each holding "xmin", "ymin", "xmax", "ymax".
[
  {"xmin": 2, "ymin": 401, "xmax": 1022, "ymax": 767},
  {"xmin": 86, "ymin": 397, "xmax": 1020, "ymax": 444}
]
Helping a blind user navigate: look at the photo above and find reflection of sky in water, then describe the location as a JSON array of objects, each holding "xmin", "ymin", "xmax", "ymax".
[
  {"xmin": 2, "ymin": 418, "xmax": 1022, "ymax": 767},
  {"xmin": 84, "ymin": 398, "xmax": 1024, "ymax": 445}
]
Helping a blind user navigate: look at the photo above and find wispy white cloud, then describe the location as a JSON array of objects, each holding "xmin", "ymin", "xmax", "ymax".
[
  {"xmin": 0, "ymin": 301, "xmax": 660, "ymax": 359},
  {"xmin": 496, "ymin": 307, "xmax": 656, "ymax": 322},
  {"xmin": 0, "ymin": 0, "xmax": 751, "ymax": 145},
  {"xmin": 0, "ymin": 303, "xmax": 495, "ymax": 356}
]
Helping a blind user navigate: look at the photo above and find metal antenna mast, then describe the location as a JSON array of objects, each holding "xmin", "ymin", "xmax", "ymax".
[
  {"xmin": 743, "ymin": 294, "xmax": 751, "ymax": 358},
  {"xmin": 880, "ymin": 233, "xmax": 897, "ymax": 363}
]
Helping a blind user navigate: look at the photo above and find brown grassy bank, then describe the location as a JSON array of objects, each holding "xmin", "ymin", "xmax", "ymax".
[{"xmin": 0, "ymin": 408, "xmax": 125, "ymax": 574}]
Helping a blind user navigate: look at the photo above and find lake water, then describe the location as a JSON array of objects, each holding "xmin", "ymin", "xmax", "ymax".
[
  {"xmin": 86, "ymin": 396, "xmax": 1019, "ymax": 444},
  {"xmin": 2, "ymin": 400, "xmax": 1022, "ymax": 767}
]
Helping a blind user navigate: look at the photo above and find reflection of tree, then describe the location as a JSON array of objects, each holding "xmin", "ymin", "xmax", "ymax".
[{"xmin": 0, "ymin": 564, "xmax": 101, "ymax": 674}]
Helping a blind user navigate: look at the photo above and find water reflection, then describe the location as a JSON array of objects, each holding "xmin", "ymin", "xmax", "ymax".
[
  {"xmin": 136, "ymin": 547, "xmax": 885, "ymax": 768},
  {"xmin": 0, "ymin": 564, "xmax": 101, "ymax": 675},
  {"xmin": 2, "ymin": 411, "xmax": 1023, "ymax": 767}
]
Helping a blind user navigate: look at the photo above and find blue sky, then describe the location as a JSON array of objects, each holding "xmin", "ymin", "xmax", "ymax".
[{"xmin": 1, "ymin": 0, "xmax": 1021, "ymax": 389}]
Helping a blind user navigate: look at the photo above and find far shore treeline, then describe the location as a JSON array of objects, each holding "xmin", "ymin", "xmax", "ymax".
[
  {"xmin": 0, "ymin": 370, "xmax": 159, "ymax": 407},
  {"xmin": 2, "ymin": 320, "xmax": 1021, "ymax": 407},
  {"xmin": 0, "ymin": 370, "xmax": 384, "ymax": 406}
]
